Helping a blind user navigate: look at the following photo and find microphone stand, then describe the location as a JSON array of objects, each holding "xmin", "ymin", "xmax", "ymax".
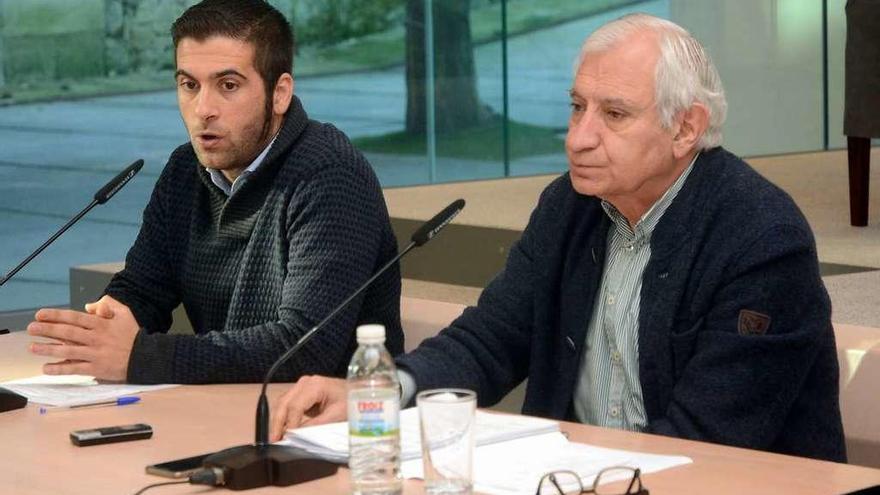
[
  {"xmin": 201, "ymin": 199, "xmax": 465, "ymax": 490},
  {"xmin": 0, "ymin": 159, "xmax": 145, "ymax": 414}
]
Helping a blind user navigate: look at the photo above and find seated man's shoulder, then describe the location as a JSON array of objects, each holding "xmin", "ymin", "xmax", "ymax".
[
  {"xmin": 154, "ymin": 143, "xmax": 201, "ymax": 189},
  {"xmin": 539, "ymin": 172, "xmax": 598, "ymax": 206},
  {"xmin": 535, "ymin": 172, "xmax": 604, "ymax": 221},
  {"xmin": 698, "ymin": 147, "xmax": 807, "ymax": 231},
  {"xmin": 288, "ymin": 121, "xmax": 370, "ymax": 176},
  {"xmin": 167, "ymin": 142, "xmax": 198, "ymax": 168}
]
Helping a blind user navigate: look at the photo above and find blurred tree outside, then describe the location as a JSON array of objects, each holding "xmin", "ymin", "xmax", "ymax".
[
  {"xmin": 405, "ymin": 0, "xmax": 487, "ymax": 136},
  {"xmin": 0, "ymin": 0, "xmax": 638, "ymax": 165}
]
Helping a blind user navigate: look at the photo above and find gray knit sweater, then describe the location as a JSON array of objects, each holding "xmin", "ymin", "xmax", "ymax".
[{"xmin": 107, "ymin": 96, "xmax": 402, "ymax": 384}]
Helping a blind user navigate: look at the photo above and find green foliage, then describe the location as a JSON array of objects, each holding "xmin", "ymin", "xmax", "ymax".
[
  {"xmin": 1, "ymin": 0, "xmax": 103, "ymax": 36},
  {"xmin": 1, "ymin": 0, "xmax": 106, "ymax": 83},
  {"xmin": 297, "ymin": 0, "xmax": 404, "ymax": 47}
]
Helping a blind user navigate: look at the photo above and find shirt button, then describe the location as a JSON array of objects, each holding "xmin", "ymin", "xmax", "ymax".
[
  {"xmin": 606, "ymin": 294, "xmax": 616, "ymax": 305},
  {"xmin": 611, "ymin": 351, "xmax": 622, "ymax": 363},
  {"xmin": 610, "ymin": 407, "xmax": 620, "ymax": 417},
  {"xmin": 624, "ymin": 243, "xmax": 634, "ymax": 251}
]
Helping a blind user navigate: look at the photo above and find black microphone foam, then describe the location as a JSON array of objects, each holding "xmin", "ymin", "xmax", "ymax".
[
  {"xmin": 94, "ymin": 159, "xmax": 144, "ymax": 204},
  {"xmin": 410, "ymin": 198, "xmax": 465, "ymax": 246}
]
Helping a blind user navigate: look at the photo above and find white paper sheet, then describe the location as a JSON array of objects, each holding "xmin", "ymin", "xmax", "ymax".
[
  {"xmin": 401, "ymin": 431, "xmax": 692, "ymax": 495},
  {"xmin": 279, "ymin": 407, "xmax": 559, "ymax": 463},
  {"xmin": 1, "ymin": 374, "xmax": 178, "ymax": 407}
]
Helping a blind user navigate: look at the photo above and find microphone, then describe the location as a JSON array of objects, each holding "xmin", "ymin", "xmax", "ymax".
[
  {"xmin": 200, "ymin": 199, "xmax": 465, "ymax": 490},
  {"xmin": 411, "ymin": 198, "xmax": 465, "ymax": 246},
  {"xmin": 0, "ymin": 159, "xmax": 145, "ymax": 288},
  {"xmin": 0, "ymin": 159, "xmax": 144, "ymax": 414}
]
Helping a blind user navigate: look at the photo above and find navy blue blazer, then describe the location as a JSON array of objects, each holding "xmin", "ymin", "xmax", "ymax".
[{"xmin": 397, "ymin": 147, "xmax": 846, "ymax": 462}]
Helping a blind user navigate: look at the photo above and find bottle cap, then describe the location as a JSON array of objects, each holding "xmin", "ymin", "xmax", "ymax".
[{"xmin": 356, "ymin": 324, "xmax": 386, "ymax": 344}]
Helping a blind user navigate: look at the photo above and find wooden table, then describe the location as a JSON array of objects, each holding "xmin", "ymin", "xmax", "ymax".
[{"xmin": 2, "ymin": 330, "xmax": 880, "ymax": 494}]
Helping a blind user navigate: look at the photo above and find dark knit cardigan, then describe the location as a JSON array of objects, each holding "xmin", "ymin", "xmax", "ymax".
[
  {"xmin": 397, "ymin": 147, "xmax": 846, "ymax": 462},
  {"xmin": 107, "ymin": 96, "xmax": 402, "ymax": 384}
]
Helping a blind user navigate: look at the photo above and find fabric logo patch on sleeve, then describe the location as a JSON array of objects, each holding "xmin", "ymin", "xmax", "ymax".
[{"xmin": 738, "ymin": 310, "xmax": 771, "ymax": 336}]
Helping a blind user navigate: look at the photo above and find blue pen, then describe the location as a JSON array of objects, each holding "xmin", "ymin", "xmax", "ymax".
[{"xmin": 38, "ymin": 396, "xmax": 141, "ymax": 414}]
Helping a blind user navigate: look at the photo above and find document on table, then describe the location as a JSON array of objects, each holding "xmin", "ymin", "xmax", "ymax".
[
  {"xmin": 401, "ymin": 431, "xmax": 692, "ymax": 495},
  {"xmin": 280, "ymin": 407, "xmax": 559, "ymax": 463},
  {"xmin": 281, "ymin": 407, "xmax": 691, "ymax": 495},
  {"xmin": 0, "ymin": 374, "xmax": 178, "ymax": 407}
]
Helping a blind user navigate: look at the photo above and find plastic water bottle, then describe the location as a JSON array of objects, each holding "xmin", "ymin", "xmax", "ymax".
[{"xmin": 347, "ymin": 324, "xmax": 402, "ymax": 495}]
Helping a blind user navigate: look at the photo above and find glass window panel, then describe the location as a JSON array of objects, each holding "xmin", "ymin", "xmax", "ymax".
[
  {"xmin": 0, "ymin": 0, "xmax": 846, "ymax": 313},
  {"xmin": 670, "ymin": 0, "xmax": 825, "ymax": 156},
  {"xmin": 827, "ymin": 0, "xmax": 847, "ymax": 150},
  {"xmin": 505, "ymin": 0, "xmax": 671, "ymax": 178}
]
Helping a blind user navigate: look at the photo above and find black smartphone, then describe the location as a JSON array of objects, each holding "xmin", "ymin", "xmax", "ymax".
[
  {"xmin": 69, "ymin": 423, "xmax": 153, "ymax": 447},
  {"xmin": 145, "ymin": 453, "xmax": 211, "ymax": 478}
]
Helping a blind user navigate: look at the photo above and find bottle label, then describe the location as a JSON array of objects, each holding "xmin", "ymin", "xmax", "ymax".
[{"xmin": 348, "ymin": 396, "xmax": 400, "ymax": 438}]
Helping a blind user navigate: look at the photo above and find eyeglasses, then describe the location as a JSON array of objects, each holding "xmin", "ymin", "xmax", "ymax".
[{"xmin": 535, "ymin": 466, "xmax": 648, "ymax": 495}]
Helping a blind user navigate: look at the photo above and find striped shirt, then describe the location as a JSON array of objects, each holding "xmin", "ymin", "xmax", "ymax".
[{"xmin": 573, "ymin": 154, "xmax": 698, "ymax": 431}]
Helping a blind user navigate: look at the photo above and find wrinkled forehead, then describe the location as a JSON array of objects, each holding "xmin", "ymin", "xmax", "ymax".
[{"xmin": 572, "ymin": 31, "xmax": 660, "ymax": 105}]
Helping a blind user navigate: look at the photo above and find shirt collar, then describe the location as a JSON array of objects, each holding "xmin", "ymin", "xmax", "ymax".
[
  {"xmin": 207, "ymin": 133, "xmax": 278, "ymax": 196},
  {"xmin": 601, "ymin": 152, "xmax": 700, "ymax": 241}
]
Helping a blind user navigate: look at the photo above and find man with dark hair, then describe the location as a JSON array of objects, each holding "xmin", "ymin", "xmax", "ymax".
[{"xmin": 26, "ymin": 0, "xmax": 403, "ymax": 384}]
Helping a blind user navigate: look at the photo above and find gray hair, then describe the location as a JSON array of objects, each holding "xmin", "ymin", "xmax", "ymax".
[{"xmin": 576, "ymin": 13, "xmax": 727, "ymax": 150}]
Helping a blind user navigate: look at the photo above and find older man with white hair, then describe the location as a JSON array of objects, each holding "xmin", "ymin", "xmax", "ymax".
[{"xmin": 270, "ymin": 13, "xmax": 845, "ymax": 461}]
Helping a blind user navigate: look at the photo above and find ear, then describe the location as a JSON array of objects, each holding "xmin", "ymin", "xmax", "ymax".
[
  {"xmin": 272, "ymin": 73, "xmax": 294, "ymax": 116},
  {"xmin": 672, "ymin": 102, "xmax": 709, "ymax": 159}
]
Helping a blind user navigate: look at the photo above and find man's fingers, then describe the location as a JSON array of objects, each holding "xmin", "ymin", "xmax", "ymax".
[
  {"xmin": 270, "ymin": 385, "xmax": 312, "ymax": 441},
  {"xmin": 86, "ymin": 295, "xmax": 122, "ymax": 314},
  {"xmin": 27, "ymin": 322, "xmax": 95, "ymax": 346},
  {"xmin": 85, "ymin": 298, "xmax": 115, "ymax": 318},
  {"xmin": 44, "ymin": 359, "xmax": 93, "ymax": 376},
  {"xmin": 270, "ymin": 377, "xmax": 331, "ymax": 441},
  {"xmin": 270, "ymin": 376, "xmax": 350, "ymax": 442},
  {"xmin": 301, "ymin": 400, "xmax": 347, "ymax": 427},
  {"xmin": 101, "ymin": 296, "xmax": 128, "ymax": 312},
  {"xmin": 34, "ymin": 308, "xmax": 97, "ymax": 330},
  {"xmin": 30, "ymin": 341, "xmax": 94, "ymax": 362},
  {"xmin": 270, "ymin": 389, "xmax": 297, "ymax": 441}
]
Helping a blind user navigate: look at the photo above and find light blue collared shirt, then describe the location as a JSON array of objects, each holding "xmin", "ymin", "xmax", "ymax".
[
  {"xmin": 573, "ymin": 152, "xmax": 699, "ymax": 431},
  {"xmin": 206, "ymin": 135, "xmax": 277, "ymax": 196}
]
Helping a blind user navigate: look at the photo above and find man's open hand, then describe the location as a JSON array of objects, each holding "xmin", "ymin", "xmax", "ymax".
[{"xmin": 27, "ymin": 296, "xmax": 139, "ymax": 381}]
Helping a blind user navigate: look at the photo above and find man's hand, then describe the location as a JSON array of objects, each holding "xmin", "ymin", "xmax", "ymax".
[
  {"xmin": 270, "ymin": 375, "xmax": 347, "ymax": 442},
  {"xmin": 84, "ymin": 295, "xmax": 120, "ymax": 319},
  {"xmin": 27, "ymin": 296, "xmax": 139, "ymax": 381}
]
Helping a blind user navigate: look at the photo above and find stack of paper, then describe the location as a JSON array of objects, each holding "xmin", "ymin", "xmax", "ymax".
[
  {"xmin": 281, "ymin": 408, "xmax": 692, "ymax": 495},
  {"xmin": 402, "ymin": 431, "xmax": 692, "ymax": 495},
  {"xmin": 0, "ymin": 374, "xmax": 177, "ymax": 407},
  {"xmin": 280, "ymin": 407, "xmax": 559, "ymax": 463}
]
